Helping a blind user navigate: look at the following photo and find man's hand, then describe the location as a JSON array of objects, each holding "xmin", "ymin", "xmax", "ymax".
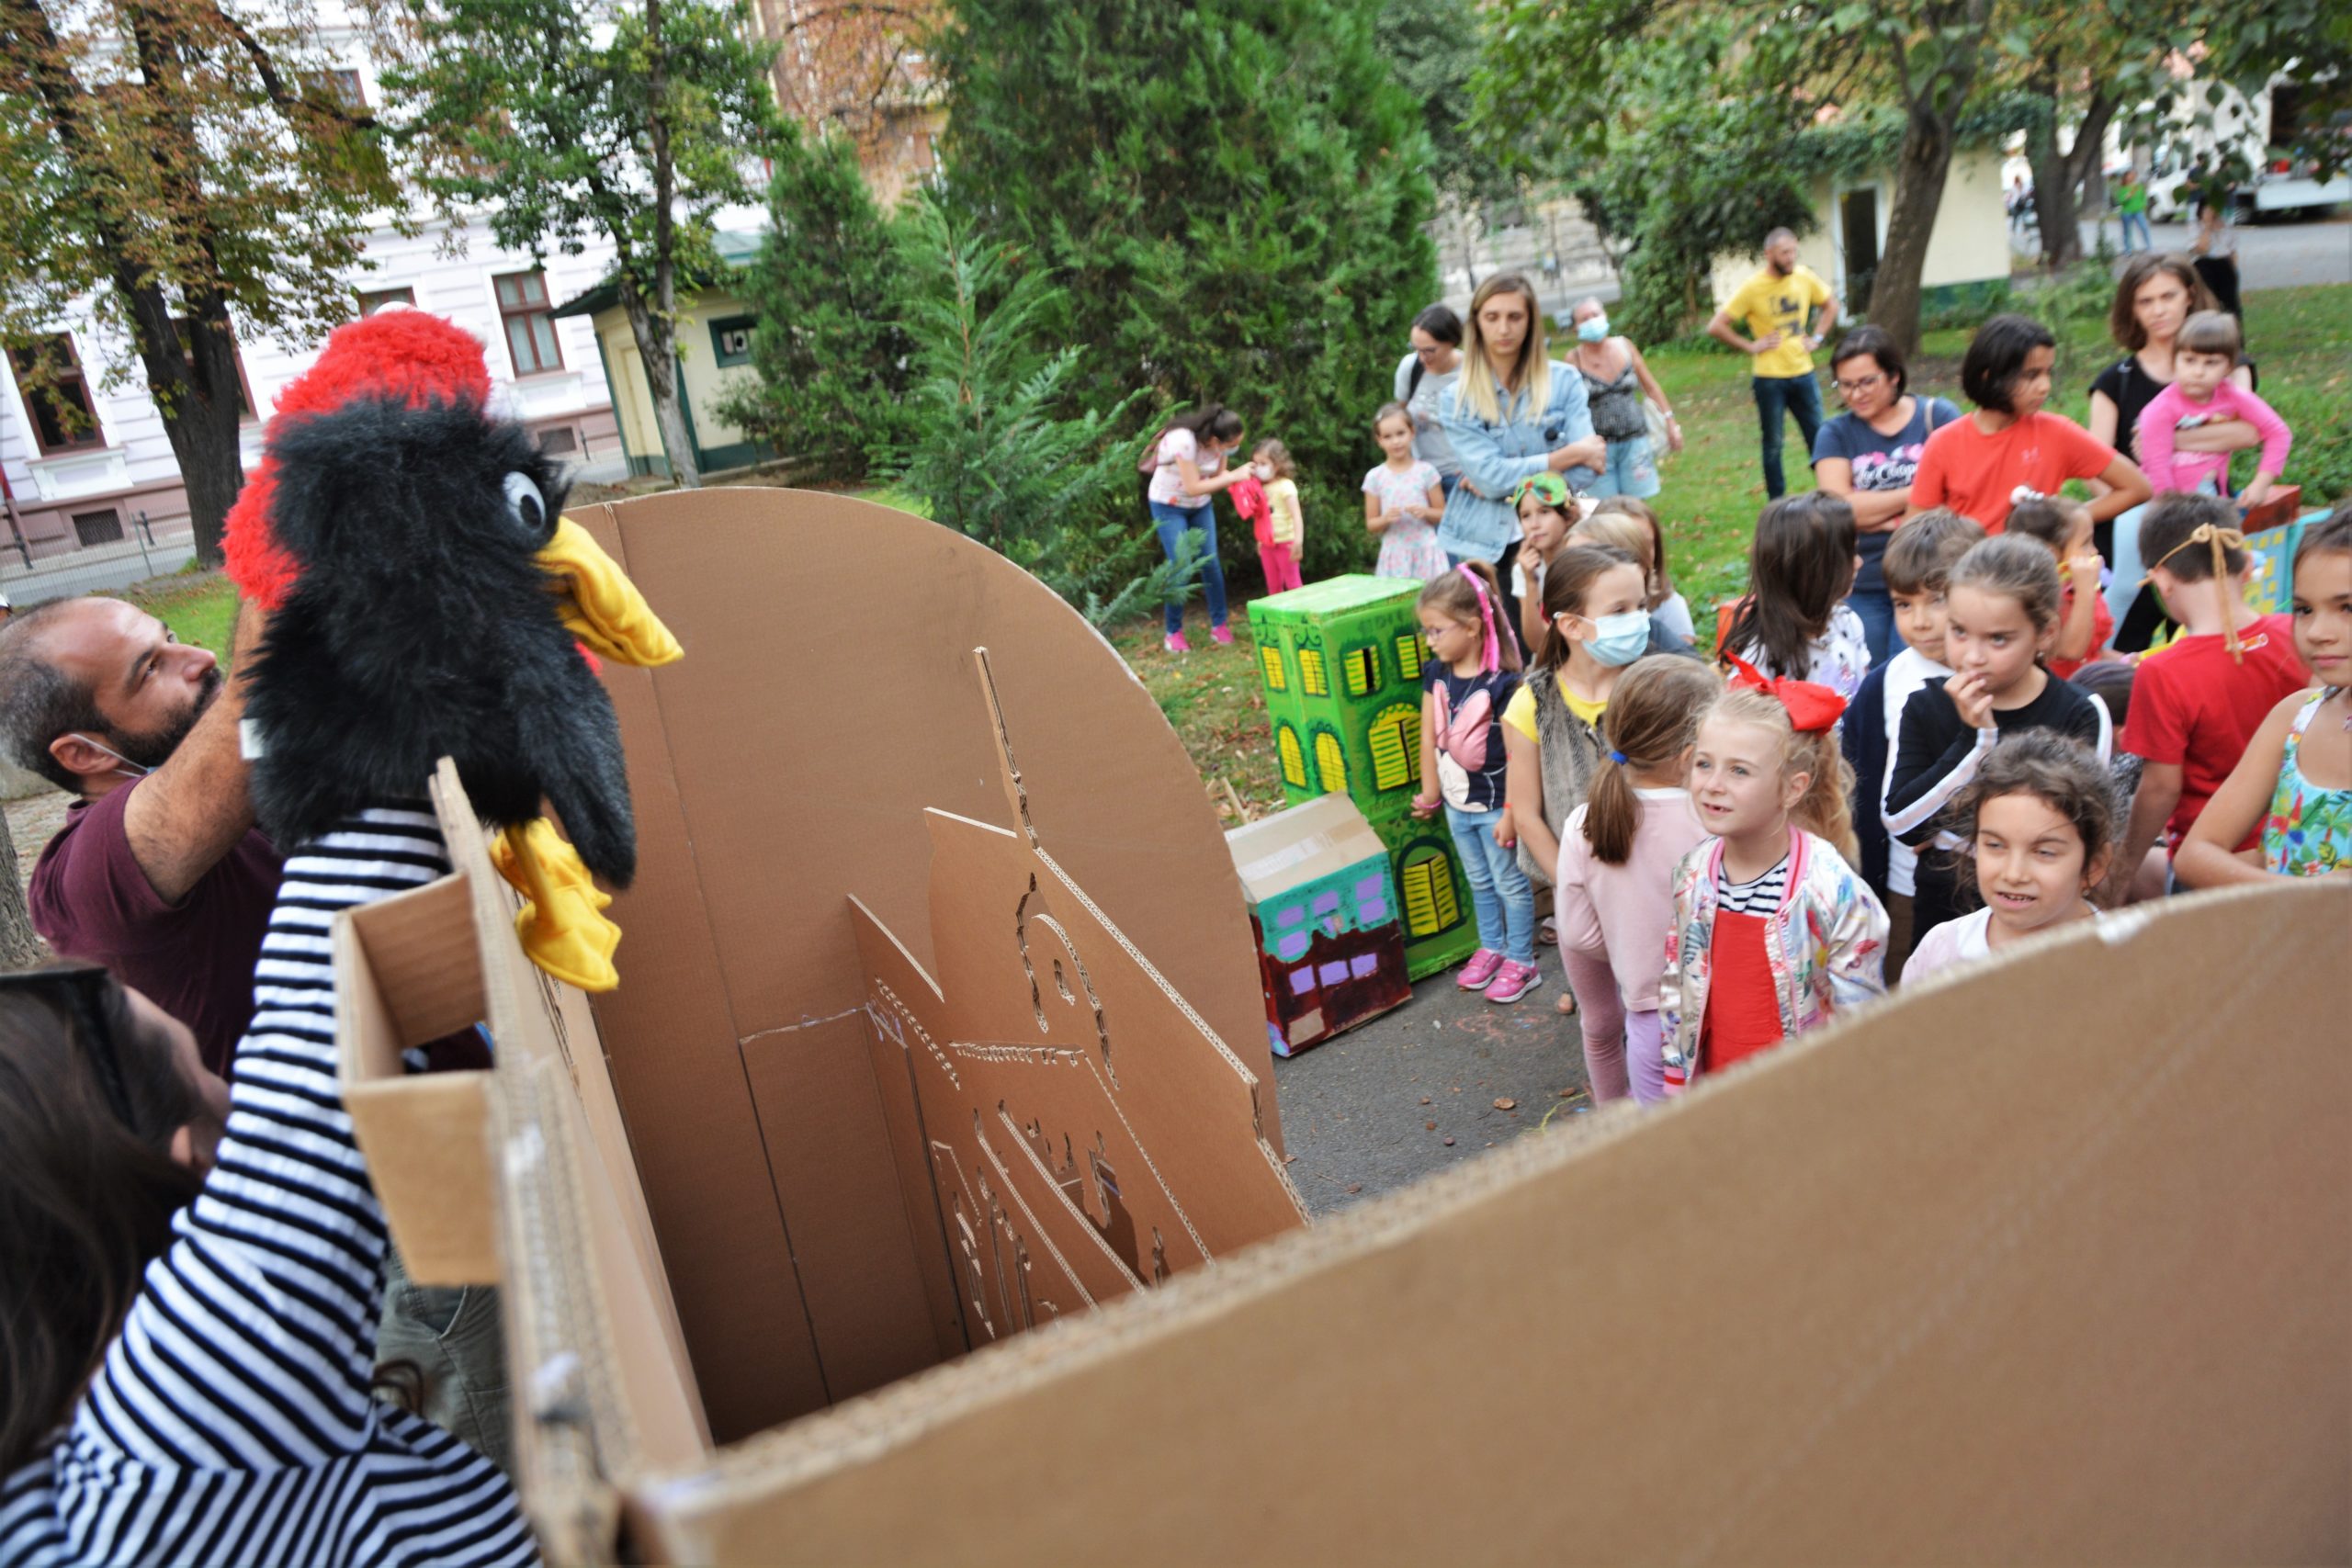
[
  {"xmin": 1752, "ymin": 329, "xmax": 1784, "ymax": 354},
  {"xmin": 122, "ymin": 596, "xmax": 266, "ymax": 904}
]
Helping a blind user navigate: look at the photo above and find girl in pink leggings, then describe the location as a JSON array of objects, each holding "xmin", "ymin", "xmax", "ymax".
[{"xmin": 1554, "ymin": 656, "xmax": 1723, "ymax": 1102}]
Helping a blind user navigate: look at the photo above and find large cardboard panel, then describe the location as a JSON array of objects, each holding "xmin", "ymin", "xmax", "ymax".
[
  {"xmin": 629, "ymin": 880, "xmax": 2350, "ymax": 1564},
  {"xmin": 566, "ymin": 490, "xmax": 1281, "ymax": 1434}
]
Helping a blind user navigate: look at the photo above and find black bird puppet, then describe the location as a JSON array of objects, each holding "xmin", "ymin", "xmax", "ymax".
[{"xmin": 221, "ymin": 307, "xmax": 681, "ymax": 989}]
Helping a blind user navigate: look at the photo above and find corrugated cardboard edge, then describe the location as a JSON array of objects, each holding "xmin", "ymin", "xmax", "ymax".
[{"xmin": 624, "ymin": 878, "xmax": 2349, "ymax": 1563}]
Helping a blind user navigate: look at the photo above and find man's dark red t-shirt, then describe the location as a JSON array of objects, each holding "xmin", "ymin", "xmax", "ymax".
[{"xmin": 30, "ymin": 779, "xmax": 282, "ymax": 1077}]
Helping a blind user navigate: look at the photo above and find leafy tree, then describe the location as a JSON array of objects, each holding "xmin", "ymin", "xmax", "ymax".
[
  {"xmin": 1, "ymin": 0, "xmax": 401, "ymax": 564},
  {"xmin": 885, "ymin": 197, "xmax": 1190, "ymax": 626},
  {"xmin": 717, "ymin": 123, "xmax": 916, "ymax": 482},
  {"xmin": 934, "ymin": 0, "xmax": 1438, "ymax": 583},
  {"xmin": 372, "ymin": 0, "xmax": 781, "ymax": 488}
]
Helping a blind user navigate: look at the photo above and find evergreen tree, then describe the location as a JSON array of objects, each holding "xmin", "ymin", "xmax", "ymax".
[
  {"xmin": 718, "ymin": 124, "xmax": 916, "ymax": 483},
  {"xmin": 935, "ymin": 0, "xmax": 1438, "ymax": 581}
]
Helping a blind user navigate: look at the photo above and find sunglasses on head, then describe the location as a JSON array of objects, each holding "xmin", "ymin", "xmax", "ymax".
[{"xmin": 0, "ymin": 963, "xmax": 137, "ymax": 1127}]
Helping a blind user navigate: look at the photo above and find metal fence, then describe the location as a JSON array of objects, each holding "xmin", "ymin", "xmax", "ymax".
[{"xmin": 1, "ymin": 512, "xmax": 197, "ymax": 608}]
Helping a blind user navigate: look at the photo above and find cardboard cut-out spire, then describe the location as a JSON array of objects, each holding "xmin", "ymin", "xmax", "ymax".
[{"xmin": 852, "ymin": 651, "xmax": 1306, "ymax": 1355}]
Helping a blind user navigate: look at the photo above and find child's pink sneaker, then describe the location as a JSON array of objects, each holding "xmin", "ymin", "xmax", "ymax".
[
  {"xmin": 1165, "ymin": 632, "xmax": 1192, "ymax": 654},
  {"xmin": 1210, "ymin": 625, "xmax": 1235, "ymax": 646},
  {"xmin": 1455, "ymin": 949, "xmax": 1503, "ymax": 990},
  {"xmin": 1485, "ymin": 960, "xmax": 1543, "ymax": 1005}
]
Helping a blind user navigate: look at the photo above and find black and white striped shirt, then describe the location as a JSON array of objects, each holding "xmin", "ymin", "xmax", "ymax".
[
  {"xmin": 1714, "ymin": 853, "xmax": 1792, "ymax": 916},
  {"xmin": 0, "ymin": 807, "xmax": 539, "ymax": 1567}
]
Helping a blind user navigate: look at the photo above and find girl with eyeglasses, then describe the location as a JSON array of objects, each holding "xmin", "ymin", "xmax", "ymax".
[{"xmin": 1810, "ymin": 325, "xmax": 1962, "ymax": 665}]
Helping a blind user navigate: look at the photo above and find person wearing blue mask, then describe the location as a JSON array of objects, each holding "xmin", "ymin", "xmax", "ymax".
[
  {"xmin": 1567, "ymin": 296, "xmax": 1680, "ymax": 501},
  {"xmin": 1498, "ymin": 539, "xmax": 1656, "ymax": 1022}
]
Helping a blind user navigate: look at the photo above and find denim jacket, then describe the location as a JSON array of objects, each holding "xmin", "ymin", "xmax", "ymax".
[{"xmin": 1436, "ymin": 360, "xmax": 1598, "ymax": 562}]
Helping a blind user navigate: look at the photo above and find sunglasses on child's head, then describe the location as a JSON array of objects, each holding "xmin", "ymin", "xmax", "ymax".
[{"xmin": 0, "ymin": 963, "xmax": 137, "ymax": 1127}]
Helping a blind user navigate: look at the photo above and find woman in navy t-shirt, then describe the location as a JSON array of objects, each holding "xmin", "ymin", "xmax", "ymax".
[{"xmin": 1811, "ymin": 326, "xmax": 1960, "ymax": 665}]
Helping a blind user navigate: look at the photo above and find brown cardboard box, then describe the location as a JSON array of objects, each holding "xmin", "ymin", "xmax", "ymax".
[
  {"xmin": 348, "ymin": 491, "xmax": 2350, "ymax": 1563},
  {"xmin": 1226, "ymin": 792, "xmax": 1414, "ymax": 1055}
]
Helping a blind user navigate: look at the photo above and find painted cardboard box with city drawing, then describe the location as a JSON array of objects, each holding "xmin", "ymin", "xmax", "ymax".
[{"xmin": 1226, "ymin": 793, "xmax": 1413, "ymax": 1056}]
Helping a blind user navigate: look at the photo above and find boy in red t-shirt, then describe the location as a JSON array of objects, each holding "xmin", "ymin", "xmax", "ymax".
[
  {"xmin": 2111, "ymin": 494, "xmax": 2312, "ymax": 898},
  {"xmin": 2004, "ymin": 497, "xmax": 2114, "ymax": 678},
  {"xmin": 1908, "ymin": 313, "xmax": 2152, "ymax": 533}
]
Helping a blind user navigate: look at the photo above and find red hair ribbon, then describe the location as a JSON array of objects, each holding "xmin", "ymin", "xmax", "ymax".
[{"xmin": 1722, "ymin": 651, "xmax": 1847, "ymax": 735}]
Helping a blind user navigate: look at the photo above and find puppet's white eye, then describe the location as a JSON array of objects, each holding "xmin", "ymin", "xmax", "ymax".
[{"xmin": 503, "ymin": 470, "xmax": 548, "ymax": 536}]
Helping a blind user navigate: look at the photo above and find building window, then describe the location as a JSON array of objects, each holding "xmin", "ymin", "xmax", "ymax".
[
  {"xmin": 537, "ymin": 426, "xmax": 579, "ymax": 456},
  {"xmin": 1288, "ymin": 968, "xmax": 1315, "ymax": 997},
  {"xmin": 708, "ymin": 315, "xmax": 755, "ymax": 367},
  {"xmin": 1276, "ymin": 931, "xmax": 1310, "ymax": 962},
  {"xmin": 1259, "ymin": 645, "xmax": 1286, "ymax": 691},
  {"xmin": 1298, "ymin": 647, "xmax": 1329, "ymax": 696},
  {"xmin": 1276, "ymin": 725, "xmax": 1306, "ymax": 788},
  {"xmin": 72, "ymin": 509, "xmax": 125, "ymax": 547},
  {"xmin": 1395, "ymin": 632, "xmax": 1422, "ymax": 682},
  {"xmin": 1348, "ymin": 953, "xmax": 1380, "ymax": 980},
  {"xmin": 305, "ymin": 68, "xmax": 367, "ymax": 109},
  {"xmin": 1369, "ymin": 704, "xmax": 1419, "ymax": 792},
  {"xmin": 1343, "ymin": 646, "xmax": 1378, "ymax": 696},
  {"xmin": 1317, "ymin": 960, "xmax": 1349, "ymax": 987},
  {"xmin": 7, "ymin": 334, "xmax": 106, "ymax": 456},
  {"xmin": 1313, "ymin": 730, "xmax": 1346, "ymax": 794},
  {"xmin": 494, "ymin": 270, "xmax": 564, "ymax": 376},
  {"xmin": 172, "ymin": 317, "xmax": 255, "ymax": 422},
  {"xmin": 358, "ymin": 286, "xmax": 415, "ymax": 316},
  {"xmin": 1398, "ymin": 848, "xmax": 1461, "ymax": 938}
]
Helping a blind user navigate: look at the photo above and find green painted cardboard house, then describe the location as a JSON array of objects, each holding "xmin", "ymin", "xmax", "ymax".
[{"xmin": 1248, "ymin": 576, "xmax": 1477, "ymax": 980}]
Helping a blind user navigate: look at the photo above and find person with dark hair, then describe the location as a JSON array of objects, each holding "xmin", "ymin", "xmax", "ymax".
[
  {"xmin": 1812, "ymin": 323, "xmax": 1963, "ymax": 662},
  {"xmin": 2084, "ymin": 252, "xmax": 2262, "ymax": 653},
  {"xmin": 1720, "ymin": 492, "xmax": 1871, "ymax": 703},
  {"xmin": 1395, "ymin": 303, "xmax": 1465, "ymax": 494},
  {"xmin": 1566, "ymin": 295, "xmax": 1680, "ymax": 501},
  {"xmin": 1706, "ymin": 227, "xmax": 1841, "ymax": 499},
  {"xmin": 0, "ymin": 596, "xmax": 278, "ymax": 1077},
  {"xmin": 1907, "ymin": 314, "xmax": 2150, "ymax": 534},
  {"xmin": 2190, "ymin": 171, "xmax": 2244, "ymax": 321},
  {"xmin": 2108, "ymin": 492, "xmax": 2312, "ymax": 901},
  {"xmin": 2134, "ymin": 310, "xmax": 2291, "ymax": 512},
  {"xmin": 1145, "ymin": 401, "xmax": 1253, "ymax": 652},
  {"xmin": 0, "ymin": 839, "xmax": 537, "ymax": 1566}
]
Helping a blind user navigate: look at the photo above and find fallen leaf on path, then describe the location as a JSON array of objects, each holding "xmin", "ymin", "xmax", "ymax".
[
  {"xmin": 1442, "ymin": 1136, "xmax": 1455, "ymax": 1146},
  {"xmin": 1493, "ymin": 1097, "xmax": 1517, "ymax": 1111},
  {"xmin": 1419, "ymin": 1096, "xmax": 1431, "ymax": 1105},
  {"xmin": 1346, "ymin": 1183, "xmax": 1363, "ymax": 1195},
  {"xmin": 1425, "ymin": 1121, "xmax": 1437, "ymax": 1131}
]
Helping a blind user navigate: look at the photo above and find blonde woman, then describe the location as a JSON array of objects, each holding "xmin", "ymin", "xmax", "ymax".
[{"xmin": 1436, "ymin": 275, "xmax": 1605, "ymax": 616}]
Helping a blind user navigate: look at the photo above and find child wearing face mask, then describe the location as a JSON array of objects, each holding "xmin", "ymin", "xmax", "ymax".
[
  {"xmin": 1903, "ymin": 730, "xmax": 2116, "ymax": 983},
  {"xmin": 1499, "ymin": 542, "xmax": 1652, "ymax": 1045},
  {"xmin": 1250, "ymin": 439, "xmax": 1306, "ymax": 592},
  {"xmin": 1719, "ymin": 492, "xmax": 1871, "ymax": 705},
  {"xmin": 1662, "ymin": 671, "xmax": 1886, "ymax": 1093},
  {"xmin": 1883, "ymin": 536, "xmax": 2113, "ymax": 942}
]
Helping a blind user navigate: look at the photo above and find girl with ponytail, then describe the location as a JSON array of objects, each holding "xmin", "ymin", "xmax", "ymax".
[
  {"xmin": 1553, "ymin": 656, "xmax": 1722, "ymax": 1103},
  {"xmin": 1412, "ymin": 563, "xmax": 1540, "ymax": 1003}
]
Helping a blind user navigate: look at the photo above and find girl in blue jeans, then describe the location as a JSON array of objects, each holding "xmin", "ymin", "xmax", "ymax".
[
  {"xmin": 1143, "ymin": 403, "xmax": 1250, "ymax": 651},
  {"xmin": 1411, "ymin": 561, "xmax": 1542, "ymax": 1004}
]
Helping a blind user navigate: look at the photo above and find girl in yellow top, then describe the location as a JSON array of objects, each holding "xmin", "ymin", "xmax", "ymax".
[
  {"xmin": 1498, "ymin": 538, "xmax": 1651, "ymax": 1074},
  {"xmin": 1253, "ymin": 440, "xmax": 1305, "ymax": 592}
]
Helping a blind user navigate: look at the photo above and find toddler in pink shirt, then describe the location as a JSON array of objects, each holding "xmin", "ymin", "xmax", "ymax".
[
  {"xmin": 2135, "ymin": 310, "xmax": 2290, "ymax": 511},
  {"xmin": 1552, "ymin": 656, "xmax": 1721, "ymax": 1104}
]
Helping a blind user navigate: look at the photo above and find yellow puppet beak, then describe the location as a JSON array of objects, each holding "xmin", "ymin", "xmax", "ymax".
[{"xmin": 537, "ymin": 515, "xmax": 684, "ymax": 668}]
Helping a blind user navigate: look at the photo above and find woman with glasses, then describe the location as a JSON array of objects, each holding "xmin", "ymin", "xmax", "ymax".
[
  {"xmin": 0, "ymin": 811, "xmax": 537, "ymax": 1566},
  {"xmin": 1393, "ymin": 303, "xmax": 1465, "ymax": 498},
  {"xmin": 1810, "ymin": 325, "xmax": 1961, "ymax": 664}
]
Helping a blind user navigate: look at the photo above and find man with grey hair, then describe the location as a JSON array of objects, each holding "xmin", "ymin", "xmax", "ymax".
[
  {"xmin": 1708, "ymin": 226, "xmax": 1841, "ymax": 498},
  {"xmin": 0, "ymin": 593, "xmax": 277, "ymax": 1075}
]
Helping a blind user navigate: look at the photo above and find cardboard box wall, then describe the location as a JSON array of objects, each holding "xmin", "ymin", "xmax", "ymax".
[{"xmin": 353, "ymin": 491, "xmax": 2346, "ymax": 1562}]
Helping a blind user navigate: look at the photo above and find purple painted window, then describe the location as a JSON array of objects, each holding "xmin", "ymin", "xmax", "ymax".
[
  {"xmin": 1349, "ymin": 953, "xmax": 1380, "ymax": 979},
  {"xmin": 1276, "ymin": 931, "xmax": 1311, "ymax": 961},
  {"xmin": 1354, "ymin": 874, "xmax": 1386, "ymax": 900},
  {"xmin": 1357, "ymin": 898, "xmax": 1388, "ymax": 925},
  {"xmin": 1275, "ymin": 905, "xmax": 1306, "ymax": 928},
  {"xmin": 1318, "ymin": 961, "xmax": 1349, "ymax": 987},
  {"xmin": 1289, "ymin": 967, "xmax": 1316, "ymax": 996},
  {"xmin": 1311, "ymin": 890, "xmax": 1341, "ymax": 916}
]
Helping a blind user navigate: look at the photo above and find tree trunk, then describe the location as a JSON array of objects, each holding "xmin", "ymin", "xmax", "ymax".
[
  {"xmin": 2030, "ymin": 81, "xmax": 2120, "ymax": 275},
  {"xmin": 1871, "ymin": 104, "xmax": 1961, "ymax": 355},
  {"xmin": 0, "ymin": 816, "xmax": 45, "ymax": 970},
  {"xmin": 620, "ymin": 282, "xmax": 700, "ymax": 487}
]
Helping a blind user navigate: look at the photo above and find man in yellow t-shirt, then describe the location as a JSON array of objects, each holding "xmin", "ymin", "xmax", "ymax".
[{"xmin": 1707, "ymin": 227, "xmax": 1842, "ymax": 499}]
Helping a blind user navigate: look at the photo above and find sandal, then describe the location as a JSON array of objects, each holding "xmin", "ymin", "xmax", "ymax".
[{"xmin": 1538, "ymin": 915, "xmax": 1558, "ymax": 946}]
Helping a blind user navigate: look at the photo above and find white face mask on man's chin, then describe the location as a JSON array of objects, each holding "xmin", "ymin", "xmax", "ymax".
[{"xmin": 68, "ymin": 733, "xmax": 153, "ymax": 779}]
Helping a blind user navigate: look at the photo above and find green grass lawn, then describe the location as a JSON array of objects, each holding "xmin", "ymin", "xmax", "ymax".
[{"xmin": 129, "ymin": 569, "xmax": 238, "ymax": 659}]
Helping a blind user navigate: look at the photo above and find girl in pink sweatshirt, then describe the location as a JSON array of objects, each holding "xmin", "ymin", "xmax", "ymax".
[
  {"xmin": 1553, "ymin": 655, "xmax": 1723, "ymax": 1103},
  {"xmin": 2135, "ymin": 310, "xmax": 2291, "ymax": 513}
]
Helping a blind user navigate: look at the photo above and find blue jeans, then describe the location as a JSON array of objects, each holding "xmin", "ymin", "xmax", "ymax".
[
  {"xmin": 1149, "ymin": 501, "xmax": 1227, "ymax": 637},
  {"xmin": 1443, "ymin": 801, "xmax": 1535, "ymax": 964},
  {"xmin": 1847, "ymin": 528, "xmax": 1894, "ymax": 665},
  {"xmin": 2120, "ymin": 210, "xmax": 2152, "ymax": 253},
  {"xmin": 1588, "ymin": 434, "xmax": 1660, "ymax": 500},
  {"xmin": 1752, "ymin": 373, "xmax": 1825, "ymax": 500}
]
